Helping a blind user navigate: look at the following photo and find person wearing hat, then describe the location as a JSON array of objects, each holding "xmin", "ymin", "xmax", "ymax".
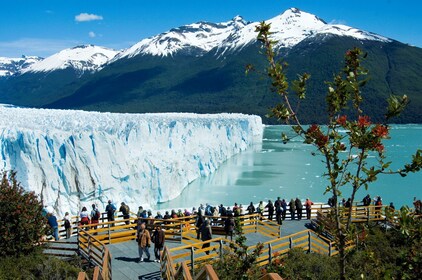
[{"xmin": 119, "ymin": 202, "xmax": 130, "ymax": 225}]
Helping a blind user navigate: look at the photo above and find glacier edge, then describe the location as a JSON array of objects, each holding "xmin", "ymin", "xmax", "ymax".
[{"xmin": 0, "ymin": 107, "xmax": 262, "ymax": 216}]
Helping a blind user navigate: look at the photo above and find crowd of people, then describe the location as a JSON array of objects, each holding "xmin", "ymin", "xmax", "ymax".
[{"xmin": 45, "ymin": 195, "xmax": 421, "ymax": 262}]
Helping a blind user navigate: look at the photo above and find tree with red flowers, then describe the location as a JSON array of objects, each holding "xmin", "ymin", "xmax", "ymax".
[
  {"xmin": 251, "ymin": 21, "xmax": 422, "ymax": 280},
  {"xmin": 0, "ymin": 171, "xmax": 47, "ymax": 257}
]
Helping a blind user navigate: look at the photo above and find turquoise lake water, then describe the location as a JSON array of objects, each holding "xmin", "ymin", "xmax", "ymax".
[{"xmin": 156, "ymin": 125, "xmax": 422, "ymax": 210}]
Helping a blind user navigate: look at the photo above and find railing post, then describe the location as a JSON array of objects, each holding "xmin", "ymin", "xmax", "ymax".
[
  {"xmin": 88, "ymin": 235, "xmax": 91, "ymax": 265},
  {"xmin": 77, "ymin": 226, "xmax": 80, "ymax": 254},
  {"xmin": 308, "ymin": 231, "xmax": 311, "ymax": 253},
  {"xmin": 268, "ymin": 244, "xmax": 272, "ymax": 264},
  {"xmin": 190, "ymin": 246, "xmax": 195, "ymax": 278},
  {"xmin": 219, "ymin": 239, "xmax": 223, "ymax": 259},
  {"xmin": 328, "ymin": 242, "xmax": 332, "ymax": 256},
  {"xmin": 289, "ymin": 237, "xmax": 293, "ymax": 249},
  {"xmin": 180, "ymin": 222, "xmax": 183, "ymax": 243},
  {"xmin": 108, "ymin": 224, "xmax": 111, "ymax": 244}
]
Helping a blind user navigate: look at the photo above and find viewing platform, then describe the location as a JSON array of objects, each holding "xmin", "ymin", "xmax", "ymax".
[{"xmin": 43, "ymin": 204, "xmax": 408, "ymax": 280}]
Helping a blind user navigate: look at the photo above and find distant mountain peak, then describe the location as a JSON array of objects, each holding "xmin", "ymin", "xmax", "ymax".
[
  {"xmin": 21, "ymin": 45, "xmax": 118, "ymax": 74},
  {"xmin": 0, "ymin": 56, "xmax": 43, "ymax": 77}
]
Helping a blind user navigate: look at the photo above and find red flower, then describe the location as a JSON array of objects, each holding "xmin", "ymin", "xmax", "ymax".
[
  {"xmin": 374, "ymin": 143, "xmax": 384, "ymax": 153},
  {"xmin": 307, "ymin": 124, "xmax": 320, "ymax": 133},
  {"xmin": 372, "ymin": 124, "xmax": 389, "ymax": 138},
  {"xmin": 357, "ymin": 115, "xmax": 371, "ymax": 128},
  {"xmin": 336, "ymin": 115, "xmax": 347, "ymax": 126}
]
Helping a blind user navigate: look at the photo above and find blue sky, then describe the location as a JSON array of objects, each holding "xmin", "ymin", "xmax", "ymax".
[{"xmin": 1, "ymin": 0, "xmax": 421, "ymax": 57}]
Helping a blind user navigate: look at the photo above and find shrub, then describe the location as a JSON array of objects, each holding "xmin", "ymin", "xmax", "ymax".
[
  {"xmin": 0, "ymin": 171, "xmax": 47, "ymax": 257},
  {"xmin": 278, "ymin": 248, "xmax": 339, "ymax": 280},
  {"xmin": 0, "ymin": 247, "xmax": 81, "ymax": 279}
]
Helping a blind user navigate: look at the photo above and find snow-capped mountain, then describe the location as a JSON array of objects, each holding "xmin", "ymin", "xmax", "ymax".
[
  {"xmin": 115, "ymin": 16, "xmax": 249, "ymax": 59},
  {"xmin": 117, "ymin": 8, "xmax": 390, "ymax": 58},
  {"xmin": 21, "ymin": 45, "xmax": 118, "ymax": 74},
  {"xmin": 0, "ymin": 56, "xmax": 43, "ymax": 77},
  {"xmin": 218, "ymin": 8, "xmax": 390, "ymax": 54}
]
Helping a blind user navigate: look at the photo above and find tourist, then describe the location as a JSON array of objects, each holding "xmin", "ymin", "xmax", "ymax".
[
  {"xmin": 63, "ymin": 212, "xmax": 72, "ymax": 239},
  {"xmin": 247, "ymin": 202, "xmax": 255, "ymax": 215},
  {"xmin": 137, "ymin": 222, "xmax": 151, "ymax": 262},
  {"xmin": 105, "ymin": 200, "xmax": 116, "ymax": 224},
  {"xmin": 91, "ymin": 204, "xmax": 100, "ymax": 233},
  {"xmin": 362, "ymin": 194, "xmax": 371, "ymax": 206},
  {"xmin": 344, "ymin": 198, "xmax": 352, "ymax": 208},
  {"xmin": 281, "ymin": 199, "xmax": 287, "ymax": 220},
  {"xmin": 413, "ymin": 197, "xmax": 421, "ymax": 214},
  {"xmin": 224, "ymin": 213, "xmax": 235, "ymax": 241},
  {"xmin": 192, "ymin": 207, "xmax": 197, "ymax": 215},
  {"xmin": 257, "ymin": 201, "xmax": 265, "ymax": 218},
  {"xmin": 152, "ymin": 225, "xmax": 165, "ymax": 263},
  {"xmin": 375, "ymin": 196, "xmax": 383, "ymax": 218},
  {"xmin": 275, "ymin": 197, "xmax": 282, "ymax": 224},
  {"xmin": 198, "ymin": 204, "xmax": 205, "ymax": 216},
  {"xmin": 201, "ymin": 219, "xmax": 212, "ymax": 255},
  {"xmin": 204, "ymin": 203, "xmax": 211, "ymax": 216},
  {"xmin": 163, "ymin": 211, "xmax": 170, "ymax": 219},
  {"xmin": 266, "ymin": 200, "xmax": 275, "ymax": 221},
  {"xmin": 47, "ymin": 213, "xmax": 59, "ymax": 241},
  {"xmin": 137, "ymin": 206, "xmax": 144, "ymax": 217},
  {"xmin": 119, "ymin": 202, "xmax": 130, "ymax": 225},
  {"xmin": 177, "ymin": 209, "xmax": 184, "ymax": 217},
  {"xmin": 155, "ymin": 211, "xmax": 163, "ymax": 219},
  {"xmin": 233, "ymin": 203, "xmax": 239, "ymax": 216},
  {"xmin": 328, "ymin": 196, "xmax": 335, "ymax": 207},
  {"xmin": 288, "ymin": 199, "xmax": 296, "ymax": 220},
  {"xmin": 184, "ymin": 209, "xmax": 191, "ymax": 216},
  {"xmin": 195, "ymin": 211, "xmax": 204, "ymax": 239},
  {"xmin": 389, "ymin": 202, "xmax": 395, "ymax": 211},
  {"xmin": 219, "ymin": 204, "xmax": 227, "ymax": 217},
  {"xmin": 305, "ymin": 198, "xmax": 314, "ymax": 220},
  {"xmin": 239, "ymin": 204, "xmax": 245, "ymax": 216},
  {"xmin": 80, "ymin": 206, "xmax": 90, "ymax": 230},
  {"xmin": 295, "ymin": 198, "xmax": 303, "ymax": 220},
  {"xmin": 171, "ymin": 209, "xmax": 177, "ymax": 219},
  {"xmin": 226, "ymin": 206, "xmax": 233, "ymax": 217},
  {"xmin": 212, "ymin": 207, "xmax": 219, "ymax": 225}
]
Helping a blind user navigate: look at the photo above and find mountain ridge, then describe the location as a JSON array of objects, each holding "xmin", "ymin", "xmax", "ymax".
[{"xmin": 0, "ymin": 8, "xmax": 421, "ymax": 124}]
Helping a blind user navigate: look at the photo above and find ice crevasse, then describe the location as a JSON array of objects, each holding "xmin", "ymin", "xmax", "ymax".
[{"xmin": 0, "ymin": 106, "xmax": 263, "ymax": 216}]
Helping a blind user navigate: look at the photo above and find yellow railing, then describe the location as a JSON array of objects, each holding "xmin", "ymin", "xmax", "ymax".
[
  {"xmin": 77, "ymin": 228, "xmax": 112, "ymax": 280},
  {"xmin": 161, "ymin": 228, "xmax": 354, "ymax": 279}
]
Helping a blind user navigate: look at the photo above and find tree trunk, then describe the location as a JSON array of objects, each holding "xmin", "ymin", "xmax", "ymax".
[{"xmin": 339, "ymin": 231, "xmax": 346, "ymax": 280}]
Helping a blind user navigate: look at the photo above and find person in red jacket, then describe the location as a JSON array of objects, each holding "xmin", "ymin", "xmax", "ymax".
[{"xmin": 304, "ymin": 198, "xmax": 314, "ymax": 220}]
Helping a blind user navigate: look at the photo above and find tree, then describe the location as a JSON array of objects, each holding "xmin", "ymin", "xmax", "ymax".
[
  {"xmin": 0, "ymin": 171, "xmax": 47, "ymax": 257},
  {"xmin": 251, "ymin": 22, "xmax": 422, "ymax": 279}
]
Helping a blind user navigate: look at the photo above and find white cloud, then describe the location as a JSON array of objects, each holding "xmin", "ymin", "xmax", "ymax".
[
  {"xmin": 75, "ymin": 13, "xmax": 103, "ymax": 22},
  {"xmin": 88, "ymin": 31, "xmax": 96, "ymax": 38},
  {"xmin": 0, "ymin": 38, "xmax": 80, "ymax": 58},
  {"xmin": 329, "ymin": 19, "xmax": 347, "ymax": 25}
]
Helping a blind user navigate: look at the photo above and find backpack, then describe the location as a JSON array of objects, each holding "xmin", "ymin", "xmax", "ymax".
[
  {"xmin": 94, "ymin": 209, "xmax": 101, "ymax": 220},
  {"xmin": 64, "ymin": 219, "xmax": 71, "ymax": 228}
]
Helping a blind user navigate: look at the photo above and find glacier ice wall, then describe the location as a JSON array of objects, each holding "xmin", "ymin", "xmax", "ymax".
[{"xmin": 0, "ymin": 106, "xmax": 262, "ymax": 216}]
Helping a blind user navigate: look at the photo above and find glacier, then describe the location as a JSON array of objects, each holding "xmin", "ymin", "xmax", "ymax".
[{"xmin": 0, "ymin": 106, "xmax": 262, "ymax": 216}]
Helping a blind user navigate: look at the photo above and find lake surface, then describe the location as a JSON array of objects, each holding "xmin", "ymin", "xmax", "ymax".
[{"xmin": 156, "ymin": 125, "xmax": 422, "ymax": 210}]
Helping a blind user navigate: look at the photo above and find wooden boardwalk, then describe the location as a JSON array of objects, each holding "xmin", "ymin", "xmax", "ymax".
[{"xmin": 108, "ymin": 219, "xmax": 309, "ymax": 280}]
